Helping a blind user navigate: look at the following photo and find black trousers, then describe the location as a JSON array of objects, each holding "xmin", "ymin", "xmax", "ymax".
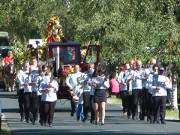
[
  {"xmin": 70, "ymin": 98, "xmax": 77, "ymax": 116},
  {"xmin": 146, "ymin": 93, "xmax": 154, "ymax": 122},
  {"xmin": 42, "ymin": 101, "xmax": 56, "ymax": 125},
  {"xmin": 139, "ymin": 89, "xmax": 149, "ymax": 120},
  {"xmin": 23, "ymin": 92, "xmax": 32, "ymax": 121},
  {"xmin": 38, "ymin": 95, "xmax": 43, "ymax": 122},
  {"xmin": 131, "ymin": 90, "xmax": 141, "ymax": 119},
  {"xmin": 153, "ymin": 96, "xmax": 166, "ymax": 123},
  {"xmin": 127, "ymin": 94, "xmax": 133, "ymax": 118},
  {"xmin": 17, "ymin": 89, "xmax": 24, "ymax": 118},
  {"xmin": 30, "ymin": 92, "xmax": 39, "ymax": 122},
  {"xmin": 83, "ymin": 92, "xmax": 91, "ymax": 120},
  {"xmin": 120, "ymin": 91, "xmax": 128, "ymax": 113}
]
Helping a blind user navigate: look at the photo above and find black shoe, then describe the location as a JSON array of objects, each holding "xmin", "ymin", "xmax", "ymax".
[
  {"xmin": 26, "ymin": 119, "xmax": 29, "ymax": 123},
  {"xmin": 161, "ymin": 121, "xmax": 166, "ymax": 124},
  {"xmin": 20, "ymin": 117, "xmax": 25, "ymax": 122},
  {"xmin": 132, "ymin": 116, "xmax": 137, "ymax": 120},
  {"xmin": 101, "ymin": 122, "xmax": 104, "ymax": 126},
  {"xmin": 71, "ymin": 112, "xmax": 74, "ymax": 117},
  {"xmin": 153, "ymin": 120, "xmax": 160, "ymax": 124},
  {"xmin": 48, "ymin": 123, "xmax": 52, "ymax": 127},
  {"xmin": 90, "ymin": 119, "xmax": 95, "ymax": 124},
  {"xmin": 150, "ymin": 119, "xmax": 153, "ymax": 124},
  {"xmin": 77, "ymin": 116, "xmax": 80, "ymax": 121},
  {"xmin": 82, "ymin": 117, "xmax": 87, "ymax": 122}
]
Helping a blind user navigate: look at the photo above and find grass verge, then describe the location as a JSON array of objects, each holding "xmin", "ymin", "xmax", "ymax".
[
  {"xmin": 166, "ymin": 108, "xmax": 179, "ymax": 120},
  {"xmin": 107, "ymin": 96, "xmax": 122, "ymax": 104},
  {"xmin": 0, "ymin": 129, "xmax": 11, "ymax": 135}
]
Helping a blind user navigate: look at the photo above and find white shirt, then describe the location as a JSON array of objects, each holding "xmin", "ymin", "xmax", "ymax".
[
  {"xmin": 149, "ymin": 74, "xmax": 171, "ymax": 96},
  {"xmin": 39, "ymin": 76, "xmax": 58, "ymax": 102},
  {"xmin": 22, "ymin": 72, "xmax": 32, "ymax": 93},
  {"xmin": 132, "ymin": 69, "xmax": 143, "ymax": 90},
  {"xmin": 91, "ymin": 75, "xmax": 109, "ymax": 89},
  {"xmin": 66, "ymin": 71, "xmax": 83, "ymax": 90},
  {"xmin": 16, "ymin": 70, "xmax": 25, "ymax": 89}
]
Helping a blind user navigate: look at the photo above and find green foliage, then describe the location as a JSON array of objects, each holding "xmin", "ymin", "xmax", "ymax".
[
  {"xmin": 70, "ymin": 0, "xmax": 179, "ymax": 64},
  {"xmin": 0, "ymin": 0, "xmax": 179, "ymax": 67}
]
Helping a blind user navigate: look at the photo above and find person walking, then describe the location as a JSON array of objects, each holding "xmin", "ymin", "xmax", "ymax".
[
  {"xmin": 91, "ymin": 67, "xmax": 109, "ymax": 125},
  {"xmin": 29, "ymin": 65, "xmax": 40, "ymax": 125},
  {"xmin": 16, "ymin": 61, "xmax": 30, "ymax": 122},
  {"xmin": 66, "ymin": 65, "xmax": 84, "ymax": 117},
  {"xmin": 22, "ymin": 62, "xmax": 32, "ymax": 123},
  {"xmin": 149, "ymin": 66, "xmax": 171, "ymax": 124},
  {"xmin": 39, "ymin": 67, "xmax": 58, "ymax": 127},
  {"xmin": 117, "ymin": 64, "xmax": 128, "ymax": 115}
]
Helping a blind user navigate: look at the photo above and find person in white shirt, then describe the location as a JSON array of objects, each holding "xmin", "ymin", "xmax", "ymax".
[
  {"xmin": 66, "ymin": 65, "xmax": 84, "ymax": 117},
  {"xmin": 91, "ymin": 67, "xmax": 109, "ymax": 125},
  {"xmin": 29, "ymin": 64, "xmax": 41, "ymax": 125},
  {"xmin": 37, "ymin": 64, "xmax": 49, "ymax": 125},
  {"xmin": 80, "ymin": 63, "xmax": 95, "ymax": 122},
  {"xmin": 149, "ymin": 65, "xmax": 171, "ymax": 124},
  {"xmin": 39, "ymin": 67, "xmax": 58, "ymax": 127},
  {"xmin": 117, "ymin": 64, "xmax": 128, "ymax": 115},
  {"xmin": 22, "ymin": 62, "xmax": 33, "ymax": 123},
  {"xmin": 16, "ymin": 61, "xmax": 30, "ymax": 122}
]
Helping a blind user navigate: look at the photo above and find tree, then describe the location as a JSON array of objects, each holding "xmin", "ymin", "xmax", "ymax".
[{"xmin": 69, "ymin": 0, "xmax": 178, "ymax": 65}]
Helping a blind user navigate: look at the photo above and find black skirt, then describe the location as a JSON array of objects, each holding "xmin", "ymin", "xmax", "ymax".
[{"xmin": 94, "ymin": 89, "xmax": 106, "ymax": 103}]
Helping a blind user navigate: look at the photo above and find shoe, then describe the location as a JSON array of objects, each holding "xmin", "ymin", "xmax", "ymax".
[
  {"xmin": 26, "ymin": 119, "xmax": 29, "ymax": 123},
  {"xmin": 20, "ymin": 117, "xmax": 25, "ymax": 122},
  {"xmin": 90, "ymin": 119, "xmax": 95, "ymax": 124},
  {"xmin": 70, "ymin": 112, "xmax": 74, "ymax": 117},
  {"xmin": 77, "ymin": 116, "xmax": 80, "ymax": 121},
  {"xmin": 153, "ymin": 120, "xmax": 160, "ymax": 124},
  {"xmin": 101, "ymin": 122, "xmax": 104, "ymax": 126},
  {"xmin": 150, "ymin": 119, "xmax": 153, "ymax": 124},
  {"xmin": 161, "ymin": 121, "xmax": 166, "ymax": 124},
  {"xmin": 32, "ymin": 120, "xmax": 35, "ymax": 125},
  {"xmin": 82, "ymin": 118, "xmax": 87, "ymax": 122},
  {"xmin": 48, "ymin": 124, "xmax": 52, "ymax": 127},
  {"xmin": 40, "ymin": 122, "xmax": 43, "ymax": 126}
]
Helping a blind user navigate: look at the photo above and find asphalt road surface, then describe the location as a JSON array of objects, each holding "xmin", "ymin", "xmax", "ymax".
[{"xmin": 1, "ymin": 91, "xmax": 180, "ymax": 135}]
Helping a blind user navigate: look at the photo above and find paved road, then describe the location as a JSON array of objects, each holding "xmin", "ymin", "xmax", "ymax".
[{"xmin": 1, "ymin": 91, "xmax": 180, "ymax": 135}]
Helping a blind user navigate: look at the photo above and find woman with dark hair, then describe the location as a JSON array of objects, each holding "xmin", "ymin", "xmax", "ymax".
[
  {"xmin": 92, "ymin": 68, "xmax": 109, "ymax": 125},
  {"xmin": 39, "ymin": 67, "xmax": 58, "ymax": 127}
]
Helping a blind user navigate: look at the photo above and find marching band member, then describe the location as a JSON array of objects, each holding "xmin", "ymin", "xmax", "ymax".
[
  {"xmin": 22, "ymin": 62, "xmax": 32, "ymax": 123},
  {"xmin": 117, "ymin": 64, "xmax": 127, "ymax": 115},
  {"xmin": 149, "ymin": 65, "xmax": 171, "ymax": 124},
  {"xmin": 81, "ymin": 63, "xmax": 95, "ymax": 122},
  {"xmin": 37, "ymin": 64, "xmax": 48, "ymax": 125},
  {"xmin": 125, "ymin": 61, "xmax": 135, "ymax": 119},
  {"xmin": 29, "ymin": 65, "xmax": 40, "ymax": 125},
  {"xmin": 16, "ymin": 61, "xmax": 30, "ymax": 122},
  {"xmin": 66, "ymin": 65, "xmax": 84, "ymax": 117},
  {"xmin": 39, "ymin": 67, "xmax": 58, "ymax": 127}
]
